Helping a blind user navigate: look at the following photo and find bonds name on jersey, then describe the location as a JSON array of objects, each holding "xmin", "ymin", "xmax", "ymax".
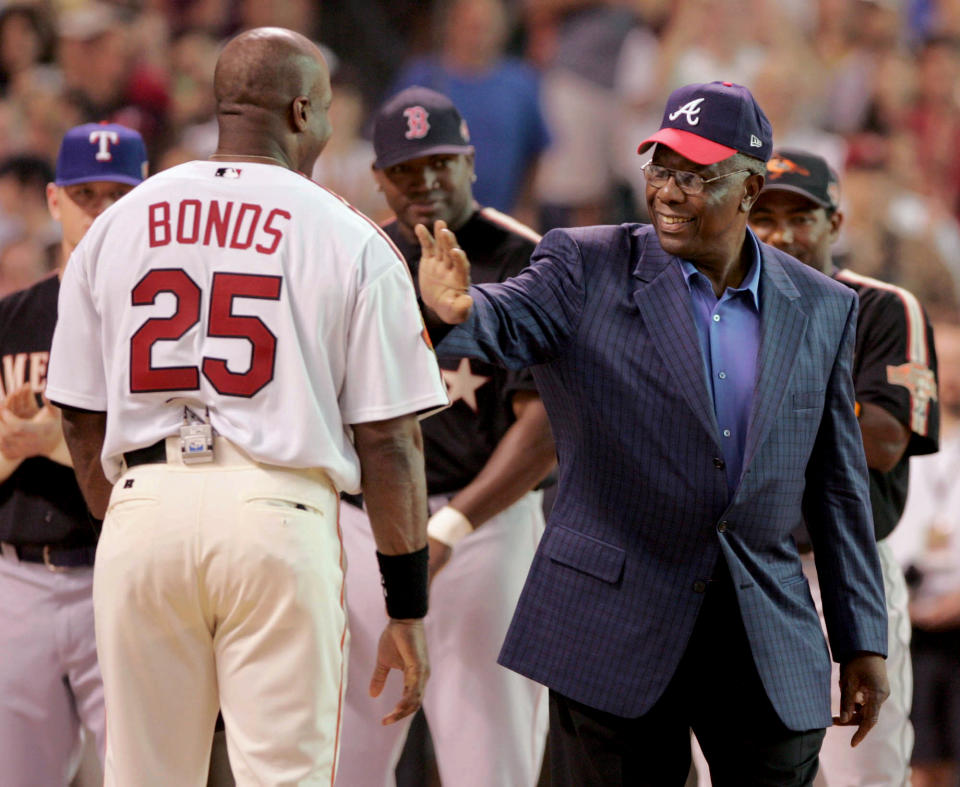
[
  {"xmin": 835, "ymin": 269, "xmax": 940, "ymax": 540},
  {"xmin": 46, "ymin": 161, "xmax": 448, "ymax": 492},
  {"xmin": 0, "ymin": 274, "xmax": 93, "ymax": 545},
  {"xmin": 384, "ymin": 207, "xmax": 542, "ymax": 494}
]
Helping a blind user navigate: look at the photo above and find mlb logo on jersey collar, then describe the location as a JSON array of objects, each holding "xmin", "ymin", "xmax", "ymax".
[{"xmin": 638, "ymin": 81, "xmax": 773, "ymax": 166}]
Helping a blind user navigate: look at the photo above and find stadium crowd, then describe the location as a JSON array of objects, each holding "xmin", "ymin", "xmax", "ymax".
[
  {"xmin": 0, "ymin": 1, "xmax": 957, "ymax": 786},
  {"xmin": 0, "ymin": 0, "xmax": 957, "ymax": 320},
  {"xmin": 0, "ymin": 0, "xmax": 958, "ymax": 319}
]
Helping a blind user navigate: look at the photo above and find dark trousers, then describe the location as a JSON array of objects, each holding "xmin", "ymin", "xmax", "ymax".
[{"xmin": 549, "ymin": 567, "xmax": 825, "ymax": 786}]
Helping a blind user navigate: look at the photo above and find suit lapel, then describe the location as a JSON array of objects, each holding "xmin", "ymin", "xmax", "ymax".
[
  {"xmin": 631, "ymin": 233, "xmax": 720, "ymax": 444},
  {"xmin": 741, "ymin": 248, "xmax": 809, "ymax": 478}
]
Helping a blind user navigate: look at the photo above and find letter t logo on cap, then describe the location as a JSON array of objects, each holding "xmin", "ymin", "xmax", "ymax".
[{"xmin": 90, "ymin": 130, "xmax": 120, "ymax": 161}]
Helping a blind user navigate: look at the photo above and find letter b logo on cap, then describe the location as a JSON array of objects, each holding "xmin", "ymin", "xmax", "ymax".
[{"xmin": 403, "ymin": 106, "xmax": 431, "ymax": 140}]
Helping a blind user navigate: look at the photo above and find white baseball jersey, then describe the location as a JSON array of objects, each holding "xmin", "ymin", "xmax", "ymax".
[{"xmin": 47, "ymin": 160, "xmax": 448, "ymax": 491}]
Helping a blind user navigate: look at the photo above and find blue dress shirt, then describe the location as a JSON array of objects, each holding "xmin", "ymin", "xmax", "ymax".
[{"xmin": 679, "ymin": 231, "xmax": 762, "ymax": 494}]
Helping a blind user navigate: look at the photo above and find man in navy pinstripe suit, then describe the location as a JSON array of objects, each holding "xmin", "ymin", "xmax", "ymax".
[{"xmin": 417, "ymin": 82, "xmax": 890, "ymax": 786}]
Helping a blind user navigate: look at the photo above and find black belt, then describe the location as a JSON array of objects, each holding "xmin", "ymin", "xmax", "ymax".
[
  {"xmin": 7, "ymin": 542, "xmax": 97, "ymax": 569},
  {"xmin": 340, "ymin": 492, "xmax": 363, "ymax": 508},
  {"xmin": 124, "ymin": 440, "xmax": 167, "ymax": 467}
]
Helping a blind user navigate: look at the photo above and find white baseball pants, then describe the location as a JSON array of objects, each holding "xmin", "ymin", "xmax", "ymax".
[
  {"xmin": 94, "ymin": 437, "xmax": 346, "ymax": 787},
  {"xmin": 335, "ymin": 491, "xmax": 549, "ymax": 787},
  {"xmin": 808, "ymin": 538, "xmax": 913, "ymax": 787},
  {"xmin": 0, "ymin": 548, "xmax": 105, "ymax": 787}
]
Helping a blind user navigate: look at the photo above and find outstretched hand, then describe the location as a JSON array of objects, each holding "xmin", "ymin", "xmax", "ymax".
[
  {"xmin": 369, "ymin": 618, "xmax": 429, "ymax": 726},
  {"xmin": 415, "ymin": 220, "xmax": 473, "ymax": 325},
  {"xmin": 834, "ymin": 653, "xmax": 889, "ymax": 747}
]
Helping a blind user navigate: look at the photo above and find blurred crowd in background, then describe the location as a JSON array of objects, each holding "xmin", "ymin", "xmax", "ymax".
[{"xmin": 0, "ymin": 0, "xmax": 959, "ymax": 322}]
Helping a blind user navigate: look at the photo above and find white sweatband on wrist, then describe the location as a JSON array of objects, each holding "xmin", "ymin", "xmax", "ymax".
[{"xmin": 427, "ymin": 506, "xmax": 473, "ymax": 547}]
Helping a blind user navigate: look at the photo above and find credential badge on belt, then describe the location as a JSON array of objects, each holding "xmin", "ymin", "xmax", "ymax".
[{"xmin": 180, "ymin": 406, "xmax": 214, "ymax": 464}]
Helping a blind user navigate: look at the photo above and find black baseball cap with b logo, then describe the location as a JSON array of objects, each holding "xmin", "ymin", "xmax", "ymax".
[
  {"xmin": 638, "ymin": 81, "xmax": 773, "ymax": 165},
  {"xmin": 372, "ymin": 86, "xmax": 474, "ymax": 170}
]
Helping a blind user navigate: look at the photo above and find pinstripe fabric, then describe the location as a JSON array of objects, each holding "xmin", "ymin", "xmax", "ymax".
[{"xmin": 437, "ymin": 223, "xmax": 887, "ymax": 731}]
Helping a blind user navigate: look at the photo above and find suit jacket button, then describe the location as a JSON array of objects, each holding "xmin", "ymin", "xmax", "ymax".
[
  {"xmin": 713, "ymin": 457, "xmax": 725, "ymax": 469},
  {"xmin": 693, "ymin": 580, "xmax": 707, "ymax": 593},
  {"xmin": 717, "ymin": 521, "xmax": 728, "ymax": 533}
]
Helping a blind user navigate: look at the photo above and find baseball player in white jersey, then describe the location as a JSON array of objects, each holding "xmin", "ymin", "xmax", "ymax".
[
  {"xmin": 335, "ymin": 87, "xmax": 555, "ymax": 787},
  {"xmin": 0, "ymin": 122, "xmax": 146, "ymax": 787},
  {"xmin": 46, "ymin": 28, "xmax": 447, "ymax": 786}
]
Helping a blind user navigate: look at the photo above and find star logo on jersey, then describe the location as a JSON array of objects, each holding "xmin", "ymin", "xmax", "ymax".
[
  {"xmin": 441, "ymin": 357, "xmax": 489, "ymax": 412},
  {"xmin": 887, "ymin": 361, "xmax": 937, "ymax": 433}
]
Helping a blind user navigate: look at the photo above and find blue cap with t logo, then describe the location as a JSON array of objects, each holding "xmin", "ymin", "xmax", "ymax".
[{"xmin": 55, "ymin": 122, "xmax": 148, "ymax": 186}]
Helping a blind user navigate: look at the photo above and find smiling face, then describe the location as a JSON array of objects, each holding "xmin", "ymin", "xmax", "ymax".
[
  {"xmin": 645, "ymin": 145, "xmax": 762, "ymax": 269},
  {"xmin": 749, "ymin": 190, "xmax": 841, "ymax": 273},
  {"xmin": 373, "ymin": 152, "xmax": 476, "ymax": 241}
]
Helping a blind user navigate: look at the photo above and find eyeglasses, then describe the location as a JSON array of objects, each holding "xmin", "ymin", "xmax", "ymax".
[{"xmin": 641, "ymin": 162, "xmax": 750, "ymax": 195}]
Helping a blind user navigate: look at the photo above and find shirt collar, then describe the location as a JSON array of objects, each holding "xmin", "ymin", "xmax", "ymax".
[{"xmin": 678, "ymin": 228, "xmax": 762, "ymax": 310}]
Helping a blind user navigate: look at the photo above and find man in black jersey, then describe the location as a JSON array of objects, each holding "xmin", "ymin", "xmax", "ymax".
[
  {"xmin": 748, "ymin": 148, "xmax": 940, "ymax": 787},
  {"xmin": 335, "ymin": 87, "xmax": 557, "ymax": 787},
  {"xmin": 0, "ymin": 122, "xmax": 146, "ymax": 786}
]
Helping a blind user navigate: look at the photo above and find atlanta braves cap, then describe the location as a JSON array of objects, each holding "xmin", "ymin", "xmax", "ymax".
[
  {"xmin": 638, "ymin": 81, "xmax": 773, "ymax": 165},
  {"xmin": 373, "ymin": 86, "xmax": 474, "ymax": 170},
  {"xmin": 761, "ymin": 149, "xmax": 840, "ymax": 211},
  {"xmin": 55, "ymin": 122, "xmax": 148, "ymax": 187}
]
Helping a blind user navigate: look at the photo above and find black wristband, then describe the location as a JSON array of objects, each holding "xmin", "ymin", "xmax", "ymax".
[{"xmin": 376, "ymin": 546, "xmax": 429, "ymax": 619}]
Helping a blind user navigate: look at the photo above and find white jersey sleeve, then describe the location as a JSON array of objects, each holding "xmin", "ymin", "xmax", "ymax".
[
  {"xmin": 47, "ymin": 243, "xmax": 107, "ymax": 412},
  {"xmin": 340, "ymin": 238, "xmax": 443, "ymax": 424}
]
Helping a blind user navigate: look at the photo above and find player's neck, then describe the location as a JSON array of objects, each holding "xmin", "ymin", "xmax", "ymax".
[
  {"xmin": 56, "ymin": 241, "xmax": 73, "ymax": 278},
  {"xmin": 210, "ymin": 152, "xmax": 290, "ymax": 168}
]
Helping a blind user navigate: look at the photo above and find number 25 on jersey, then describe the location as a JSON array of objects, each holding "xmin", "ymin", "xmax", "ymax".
[{"xmin": 130, "ymin": 269, "xmax": 281, "ymax": 398}]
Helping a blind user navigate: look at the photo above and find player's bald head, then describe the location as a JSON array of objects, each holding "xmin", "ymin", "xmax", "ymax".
[{"xmin": 214, "ymin": 27, "xmax": 329, "ymax": 116}]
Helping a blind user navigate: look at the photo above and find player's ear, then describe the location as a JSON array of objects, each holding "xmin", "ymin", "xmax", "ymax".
[
  {"xmin": 46, "ymin": 183, "xmax": 61, "ymax": 221},
  {"xmin": 291, "ymin": 96, "xmax": 309, "ymax": 132},
  {"xmin": 465, "ymin": 152, "xmax": 477, "ymax": 183},
  {"xmin": 828, "ymin": 209, "xmax": 844, "ymax": 243},
  {"xmin": 740, "ymin": 173, "xmax": 764, "ymax": 212}
]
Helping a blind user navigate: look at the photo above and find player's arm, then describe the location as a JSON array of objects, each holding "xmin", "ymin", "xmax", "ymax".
[
  {"xmin": 427, "ymin": 390, "xmax": 555, "ymax": 580},
  {"xmin": 857, "ymin": 401, "xmax": 909, "ymax": 473},
  {"xmin": 58, "ymin": 406, "xmax": 111, "ymax": 519},
  {"xmin": 352, "ymin": 412, "xmax": 431, "ymax": 726},
  {"xmin": 853, "ymin": 286, "xmax": 937, "ymax": 472}
]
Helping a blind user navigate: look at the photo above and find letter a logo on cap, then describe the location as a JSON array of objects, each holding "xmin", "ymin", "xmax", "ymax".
[
  {"xmin": 668, "ymin": 98, "xmax": 705, "ymax": 126},
  {"xmin": 89, "ymin": 130, "xmax": 119, "ymax": 161},
  {"xmin": 403, "ymin": 106, "xmax": 431, "ymax": 140}
]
